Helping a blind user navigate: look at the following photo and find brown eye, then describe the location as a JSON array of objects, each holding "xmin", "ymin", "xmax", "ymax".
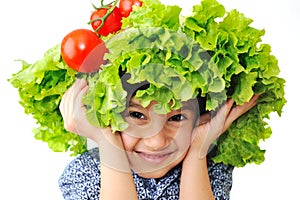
[
  {"xmin": 129, "ymin": 111, "xmax": 146, "ymax": 119},
  {"xmin": 169, "ymin": 114, "xmax": 186, "ymax": 122}
]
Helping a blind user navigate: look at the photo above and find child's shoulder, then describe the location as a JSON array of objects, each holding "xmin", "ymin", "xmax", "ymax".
[
  {"xmin": 58, "ymin": 147, "xmax": 101, "ymax": 199},
  {"xmin": 61, "ymin": 147, "xmax": 100, "ymax": 174}
]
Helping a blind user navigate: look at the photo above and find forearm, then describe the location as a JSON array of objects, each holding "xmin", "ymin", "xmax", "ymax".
[
  {"xmin": 98, "ymin": 134, "xmax": 138, "ymax": 200},
  {"xmin": 100, "ymin": 164, "xmax": 138, "ymax": 200},
  {"xmin": 179, "ymin": 148, "xmax": 214, "ymax": 200}
]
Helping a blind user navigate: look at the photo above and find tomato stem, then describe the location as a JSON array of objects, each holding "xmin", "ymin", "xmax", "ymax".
[{"xmin": 88, "ymin": 0, "xmax": 120, "ymax": 36}]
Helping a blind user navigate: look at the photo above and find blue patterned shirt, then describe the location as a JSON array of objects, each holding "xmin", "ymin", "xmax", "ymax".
[{"xmin": 59, "ymin": 148, "xmax": 233, "ymax": 200}]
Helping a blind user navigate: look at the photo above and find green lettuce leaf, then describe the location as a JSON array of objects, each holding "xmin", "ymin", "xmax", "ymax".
[
  {"xmin": 8, "ymin": 0, "xmax": 286, "ymax": 168},
  {"xmin": 8, "ymin": 44, "xmax": 87, "ymax": 156},
  {"xmin": 183, "ymin": 0, "xmax": 286, "ymax": 167},
  {"xmin": 122, "ymin": 0, "xmax": 181, "ymax": 30},
  {"xmin": 84, "ymin": 27, "xmax": 207, "ymax": 131}
]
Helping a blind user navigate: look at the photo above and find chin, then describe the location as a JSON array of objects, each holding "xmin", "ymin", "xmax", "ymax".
[
  {"xmin": 135, "ymin": 157, "xmax": 182, "ymax": 179},
  {"xmin": 130, "ymin": 151, "xmax": 188, "ymax": 179},
  {"xmin": 136, "ymin": 167, "xmax": 171, "ymax": 179}
]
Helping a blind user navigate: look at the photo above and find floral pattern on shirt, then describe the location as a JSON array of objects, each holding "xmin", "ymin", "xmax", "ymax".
[{"xmin": 59, "ymin": 148, "xmax": 233, "ymax": 200}]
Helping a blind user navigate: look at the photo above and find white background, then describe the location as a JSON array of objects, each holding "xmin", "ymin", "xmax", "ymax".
[{"xmin": 0, "ymin": 0, "xmax": 299, "ymax": 199}]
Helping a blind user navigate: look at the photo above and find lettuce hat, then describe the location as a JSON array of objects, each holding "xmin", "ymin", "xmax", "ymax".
[
  {"xmin": 9, "ymin": 0, "xmax": 286, "ymax": 167},
  {"xmin": 83, "ymin": 0, "xmax": 286, "ymax": 167}
]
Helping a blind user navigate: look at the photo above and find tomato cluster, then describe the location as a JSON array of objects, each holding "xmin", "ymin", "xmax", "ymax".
[
  {"xmin": 61, "ymin": 0, "xmax": 142, "ymax": 73},
  {"xmin": 119, "ymin": 0, "xmax": 143, "ymax": 17}
]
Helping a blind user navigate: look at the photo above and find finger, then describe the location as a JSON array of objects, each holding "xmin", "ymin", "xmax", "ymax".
[
  {"xmin": 224, "ymin": 98, "xmax": 235, "ymax": 117},
  {"xmin": 60, "ymin": 79, "xmax": 82, "ymax": 107},
  {"xmin": 197, "ymin": 112, "xmax": 211, "ymax": 126},
  {"xmin": 68, "ymin": 79, "xmax": 87, "ymax": 117},
  {"xmin": 223, "ymin": 94, "xmax": 259, "ymax": 131},
  {"xmin": 230, "ymin": 94, "xmax": 259, "ymax": 118},
  {"xmin": 59, "ymin": 81, "xmax": 75, "ymax": 120},
  {"xmin": 72, "ymin": 83, "xmax": 90, "ymax": 134},
  {"xmin": 214, "ymin": 99, "xmax": 234, "ymax": 122},
  {"xmin": 71, "ymin": 79, "xmax": 88, "ymax": 102},
  {"xmin": 60, "ymin": 79, "xmax": 86, "ymax": 133},
  {"xmin": 74, "ymin": 85, "xmax": 89, "ymax": 114},
  {"xmin": 65, "ymin": 80, "xmax": 82, "ymax": 124},
  {"xmin": 59, "ymin": 80, "xmax": 75, "ymax": 114},
  {"xmin": 211, "ymin": 99, "xmax": 233, "ymax": 136}
]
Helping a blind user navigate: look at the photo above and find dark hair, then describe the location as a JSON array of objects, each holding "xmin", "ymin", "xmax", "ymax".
[{"xmin": 119, "ymin": 66, "xmax": 207, "ymax": 115}]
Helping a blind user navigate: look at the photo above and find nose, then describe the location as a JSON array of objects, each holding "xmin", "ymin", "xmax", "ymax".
[{"xmin": 142, "ymin": 127, "xmax": 171, "ymax": 151}]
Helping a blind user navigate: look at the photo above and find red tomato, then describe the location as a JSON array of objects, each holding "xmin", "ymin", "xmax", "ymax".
[
  {"xmin": 119, "ymin": 0, "xmax": 143, "ymax": 17},
  {"xmin": 90, "ymin": 6, "xmax": 122, "ymax": 37},
  {"xmin": 61, "ymin": 29, "xmax": 108, "ymax": 73}
]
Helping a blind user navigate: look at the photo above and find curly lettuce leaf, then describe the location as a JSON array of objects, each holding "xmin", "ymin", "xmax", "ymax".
[
  {"xmin": 122, "ymin": 0, "xmax": 181, "ymax": 30},
  {"xmin": 8, "ymin": 0, "xmax": 287, "ymax": 167},
  {"xmin": 84, "ymin": 0, "xmax": 286, "ymax": 167},
  {"xmin": 8, "ymin": 44, "xmax": 87, "ymax": 156},
  {"xmin": 183, "ymin": 0, "xmax": 286, "ymax": 167},
  {"xmin": 84, "ymin": 27, "xmax": 207, "ymax": 131}
]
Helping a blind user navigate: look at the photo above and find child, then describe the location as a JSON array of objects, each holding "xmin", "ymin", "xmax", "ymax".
[
  {"xmin": 58, "ymin": 77, "xmax": 258, "ymax": 199},
  {"xmin": 6, "ymin": 0, "xmax": 283, "ymax": 199}
]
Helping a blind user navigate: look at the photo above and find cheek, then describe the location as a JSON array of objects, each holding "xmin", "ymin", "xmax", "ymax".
[
  {"xmin": 172, "ymin": 127, "xmax": 193, "ymax": 150},
  {"xmin": 120, "ymin": 133, "xmax": 139, "ymax": 152}
]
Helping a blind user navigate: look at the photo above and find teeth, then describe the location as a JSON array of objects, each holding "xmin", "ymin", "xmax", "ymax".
[
  {"xmin": 136, "ymin": 152, "xmax": 172, "ymax": 164},
  {"xmin": 143, "ymin": 153, "xmax": 167, "ymax": 159}
]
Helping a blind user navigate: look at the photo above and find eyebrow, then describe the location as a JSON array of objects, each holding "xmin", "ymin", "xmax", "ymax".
[{"xmin": 128, "ymin": 101, "xmax": 145, "ymax": 109}]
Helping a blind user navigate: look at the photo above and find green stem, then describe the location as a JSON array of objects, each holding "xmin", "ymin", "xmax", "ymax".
[{"xmin": 88, "ymin": 0, "xmax": 120, "ymax": 36}]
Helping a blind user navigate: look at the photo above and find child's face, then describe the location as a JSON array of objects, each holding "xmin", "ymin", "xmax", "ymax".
[{"xmin": 121, "ymin": 97, "xmax": 199, "ymax": 178}]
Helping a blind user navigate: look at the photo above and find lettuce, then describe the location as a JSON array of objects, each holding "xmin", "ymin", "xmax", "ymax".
[
  {"xmin": 122, "ymin": 0, "xmax": 181, "ymax": 30},
  {"xmin": 8, "ymin": 45, "xmax": 87, "ymax": 156},
  {"xmin": 8, "ymin": 0, "xmax": 286, "ymax": 167},
  {"xmin": 84, "ymin": 0, "xmax": 286, "ymax": 167},
  {"xmin": 83, "ymin": 27, "xmax": 207, "ymax": 132},
  {"xmin": 183, "ymin": 0, "xmax": 286, "ymax": 166}
]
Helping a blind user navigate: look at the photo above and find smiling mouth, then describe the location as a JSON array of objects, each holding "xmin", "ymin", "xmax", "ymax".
[{"xmin": 136, "ymin": 151, "xmax": 173, "ymax": 164}]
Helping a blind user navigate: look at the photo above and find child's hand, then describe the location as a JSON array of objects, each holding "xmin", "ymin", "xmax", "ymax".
[
  {"xmin": 60, "ymin": 79, "xmax": 130, "ymax": 171},
  {"xmin": 190, "ymin": 95, "xmax": 260, "ymax": 159},
  {"xmin": 59, "ymin": 79, "xmax": 117, "ymax": 145},
  {"xmin": 59, "ymin": 79, "xmax": 101, "ymax": 143}
]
